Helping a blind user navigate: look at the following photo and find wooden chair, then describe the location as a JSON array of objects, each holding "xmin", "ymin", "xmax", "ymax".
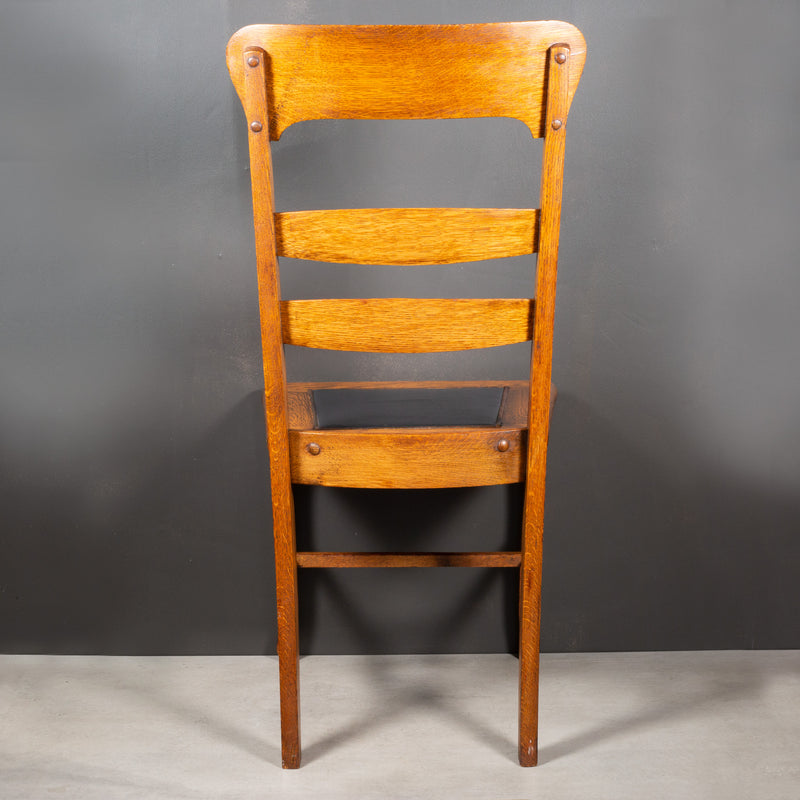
[{"xmin": 226, "ymin": 21, "xmax": 586, "ymax": 768}]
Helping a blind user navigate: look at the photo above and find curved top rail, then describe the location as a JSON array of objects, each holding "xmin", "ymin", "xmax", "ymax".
[{"xmin": 227, "ymin": 21, "xmax": 586, "ymax": 139}]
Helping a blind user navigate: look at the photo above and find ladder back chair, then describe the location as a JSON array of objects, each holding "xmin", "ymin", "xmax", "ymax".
[{"xmin": 226, "ymin": 21, "xmax": 586, "ymax": 768}]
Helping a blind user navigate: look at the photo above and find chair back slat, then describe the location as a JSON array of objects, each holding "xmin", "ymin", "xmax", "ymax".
[
  {"xmin": 281, "ymin": 298, "xmax": 533, "ymax": 352},
  {"xmin": 227, "ymin": 22, "xmax": 586, "ymax": 139},
  {"xmin": 275, "ymin": 208, "xmax": 539, "ymax": 265}
]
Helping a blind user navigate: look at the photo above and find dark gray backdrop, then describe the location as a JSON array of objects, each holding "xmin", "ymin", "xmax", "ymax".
[{"xmin": 2, "ymin": 1, "xmax": 798, "ymax": 655}]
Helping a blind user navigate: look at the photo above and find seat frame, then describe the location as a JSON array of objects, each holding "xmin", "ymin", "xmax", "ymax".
[{"xmin": 226, "ymin": 22, "xmax": 586, "ymax": 768}]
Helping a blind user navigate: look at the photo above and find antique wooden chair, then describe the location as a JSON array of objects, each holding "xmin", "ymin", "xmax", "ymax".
[{"xmin": 226, "ymin": 22, "xmax": 586, "ymax": 768}]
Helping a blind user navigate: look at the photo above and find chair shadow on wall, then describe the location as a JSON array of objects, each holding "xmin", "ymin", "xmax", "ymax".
[{"xmin": 293, "ymin": 481, "xmax": 523, "ymax": 655}]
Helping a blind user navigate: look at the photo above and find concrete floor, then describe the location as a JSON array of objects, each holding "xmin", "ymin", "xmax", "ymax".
[{"xmin": 1, "ymin": 651, "xmax": 798, "ymax": 799}]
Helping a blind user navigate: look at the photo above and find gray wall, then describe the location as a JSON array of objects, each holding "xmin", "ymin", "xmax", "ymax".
[{"xmin": 1, "ymin": 1, "xmax": 798, "ymax": 655}]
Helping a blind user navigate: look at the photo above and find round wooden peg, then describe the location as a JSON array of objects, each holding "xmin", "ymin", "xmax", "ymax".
[
  {"xmin": 497, "ymin": 439, "xmax": 510, "ymax": 452},
  {"xmin": 307, "ymin": 442, "xmax": 321, "ymax": 456}
]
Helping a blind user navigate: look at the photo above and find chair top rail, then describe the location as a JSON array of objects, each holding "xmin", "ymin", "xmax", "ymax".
[{"xmin": 227, "ymin": 21, "xmax": 586, "ymax": 139}]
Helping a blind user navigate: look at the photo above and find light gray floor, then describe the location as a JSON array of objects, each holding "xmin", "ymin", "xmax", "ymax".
[{"xmin": 1, "ymin": 651, "xmax": 798, "ymax": 799}]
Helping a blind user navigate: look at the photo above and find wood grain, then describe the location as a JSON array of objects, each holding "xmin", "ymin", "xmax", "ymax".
[
  {"xmin": 296, "ymin": 552, "xmax": 522, "ymax": 568},
  {"xmin": 518, "ymin": 44, "xmax": 571, "ymax": 768},
  {"xmin": 227, "ymin": 22, "xmax": 586, "ymax": 139},
  {"xmin": 228, "ymin": 21, "xmax": 586, "ymax": 770},
  {"xmin": 281, "ymin": 298, "xmax": 534, "ymax": 352},
  {"xmin": 289, "ymin": 427, "xmax": 525, "ymax": 488},
  {"xmin": 275, "ymin": 208, "xmax": 539, "ymax": 264},
  {"xmin": 243, "ymin": 50, "xmax": 301, "ymax": 769}
]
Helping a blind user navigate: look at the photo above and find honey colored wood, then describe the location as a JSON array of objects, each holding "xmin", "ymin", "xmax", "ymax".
[
  {"xmin": 226, "ymin": 23, "xmax": 586, "ymax": 139},
  {"xmin": 289, "ymin": 427, "xmax": 525, "ymax": 488},
  {"xmin": 275, "ymin": 208, "xmax": 539, "ymax": 264},
  {"xmin": 296, "ymin": 552, "xmax": 522, "ymax": 568},
  {"xmin": 518, "ymin": 43, "xmax": 571, "ymax": 768},
  {"xmin": 283, "ymin": 379, "xmax": 555, "ymax": 490},
  {"xmin": 242, "ymin": 50, "xmax": 301, "ymax": 770},
  {"xmin": 228, "ymin": 21, "xmax": 585, "ymax": 770},
  {"xmin": 281, "ymin": 298, "xmax": 534, "ymax": 352},
  {"xmin": 286, "ymin": 386, "xmax": 317, "ymax": 430}
]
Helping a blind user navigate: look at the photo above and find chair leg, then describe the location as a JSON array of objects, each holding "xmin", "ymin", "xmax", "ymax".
[
  {"xmin": 273, "ymin": 497, "xmax": 301, "ymax": 768},
  {"xmin": 276, "ymin": 568, "xmax": 300, "ymax": 767},
  {"xmin": 518, "ymin": 544, "xmax": 542, "ymax": 766}
]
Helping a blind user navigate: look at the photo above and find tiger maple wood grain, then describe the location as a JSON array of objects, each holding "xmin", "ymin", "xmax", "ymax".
[
  {"xmin": 275, "ymin": 208, "xmax": 539, "ymax": 264},
  {"xmin": 281, "ymin": 298, "xmax": 534, "ymax": 352},
  {"xmin": 226, "ymin": 22, "xmax": 586, "ymax": 139}
]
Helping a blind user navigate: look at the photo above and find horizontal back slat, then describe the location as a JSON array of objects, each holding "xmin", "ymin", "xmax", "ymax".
[
  {"xmin": 227, "ymin": 22, "xmax": 587, "ymax": 139},
  {"xmin": 281, "ymin": 298, "xmax": 533, "ymax": 352},
  {"xmin": 275, "ymin": 208, "xmax": 539, "ymax": 265}
]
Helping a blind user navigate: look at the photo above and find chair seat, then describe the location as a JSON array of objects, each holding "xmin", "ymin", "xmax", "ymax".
[
  {"xmin": 281, "ymin": 380, "xmax": 555, "ymax": 489},
  {"xmin": 313, "ymin": 385, "xmax": 505, "ymax": 428}
]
